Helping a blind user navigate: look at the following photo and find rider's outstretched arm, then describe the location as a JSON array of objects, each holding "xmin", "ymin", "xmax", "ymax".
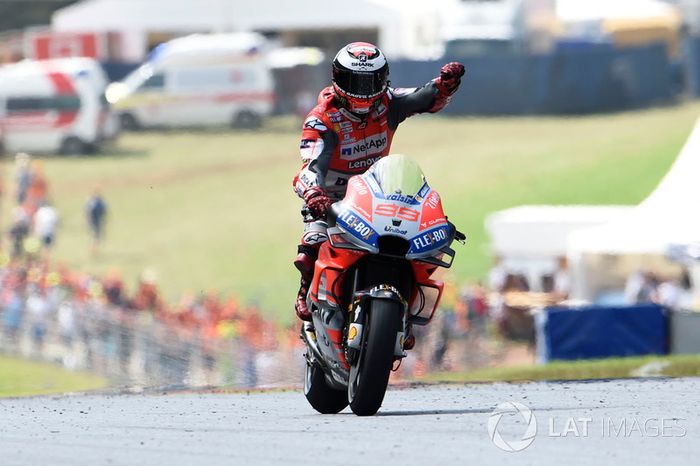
[{"xmin": 387, "ymin": 62, "xmax": 465, "ymax": 130}]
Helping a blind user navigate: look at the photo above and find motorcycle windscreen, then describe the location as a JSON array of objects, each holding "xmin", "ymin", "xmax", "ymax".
[{"xmin": 368, "ymin": 154, "xmax": 425, "ymax": 197}]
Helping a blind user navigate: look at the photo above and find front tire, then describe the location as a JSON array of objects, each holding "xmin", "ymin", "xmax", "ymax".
[
  {"xmin": 348, "ymin": 299, "xmax": 401, "ymax": 416},
  {"xmin": 304, "ymin": 362, "xmax": 348, "ymax": 414}
]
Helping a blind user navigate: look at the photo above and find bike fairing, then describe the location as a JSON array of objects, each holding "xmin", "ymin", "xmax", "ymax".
[
  {"xmin": 333, "ymin": 168, "xmax": 450, "ymax": 255},
  {"xmin": 302, "ymin": 155, "xmax": 462, "ymax": 416}
]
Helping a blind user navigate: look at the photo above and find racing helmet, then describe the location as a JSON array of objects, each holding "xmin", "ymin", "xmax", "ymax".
[{"xmin": 332, "ymin": 42, "xmax": 389, "ymax": 115}]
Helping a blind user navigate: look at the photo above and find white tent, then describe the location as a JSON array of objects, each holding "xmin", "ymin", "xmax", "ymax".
[
  {"xmin": 52, "ymin": 0, "xmax": 441, "ymax": 61},
  {"xmin": 557, "ymin": 0, "xmax": 678, "ymax": 22},
  {"xmin": 569, "ymin": 117, "xmax": 700, "ymax": 256},
  {"xmin": 556, "ymin": 0, "xmax": 681, "ymax": 46},
  {"xmin": 568, "ymin": 117, "xmax": 700, "ymax": 299},
  {"xmin": 487, "ymin": 205, "xmax": 633, "ymax": 258},
  {"xmin": 485, "ymin": 205, "xmax": 633, "ymax": 291}
]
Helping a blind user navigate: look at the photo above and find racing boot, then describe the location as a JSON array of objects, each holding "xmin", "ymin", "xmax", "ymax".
[
  {"xmin": 293, "ymin": 248, "xmax": 316, "ymax": 322},
  {"xmin": 295, "ymin": 277, "xmax": 312, "ymax": 321}
]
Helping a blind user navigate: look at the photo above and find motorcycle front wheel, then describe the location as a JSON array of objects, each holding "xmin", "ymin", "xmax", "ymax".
[
  {"xmin": 348, "ymin": 299, "xmax": 401, "ymax": 416},
  {"xmin": 304, "ymin": 362, "xmax": 348, "ymax": 414}
]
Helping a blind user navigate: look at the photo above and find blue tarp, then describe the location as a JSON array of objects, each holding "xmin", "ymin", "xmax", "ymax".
[
  {"xmin": 390, "ymin": 43, "xmax": 672, "ymax": 115},
  {"xmin": 536, "ymin": 304, "xmax": 668, "ymax": 362},
  {"xmin": 683, "ymin": 36, "xmax": 700, "ymax": 97}
]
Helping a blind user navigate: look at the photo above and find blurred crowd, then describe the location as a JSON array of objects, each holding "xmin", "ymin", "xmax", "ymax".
[
  {"xmin": 7, "ymin": 152, "xmax": 108, "ymax": 262},
  {"xmin": 624, "ymin": 268, "xmax": 695, "ymax": 311},
  {"xmin": 0, "ymin": 258, "xmax": 306, "ymax": 387},
  {"xmin": 8, "ymin": 153, "xmax": 58, "ymax": 261},
  {"xmin": 0, "ymin": 152, "xmax": 305, "ymax": 387},
  {"xmin": 0, "ymin": 257, "xmax": 504, "ymax": 386}
]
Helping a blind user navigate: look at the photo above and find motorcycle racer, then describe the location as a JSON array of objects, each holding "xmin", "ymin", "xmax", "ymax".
[{"xmin": 292, "ymin": 41, "xmax": 465, "ymax": 322}]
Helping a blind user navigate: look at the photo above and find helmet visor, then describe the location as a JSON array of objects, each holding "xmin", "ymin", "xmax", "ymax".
[{"xmin": 333, "ymin": 68, "xmax": 387, "ymax": 99}]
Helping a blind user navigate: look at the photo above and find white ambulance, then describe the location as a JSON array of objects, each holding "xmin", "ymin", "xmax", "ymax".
[
  {"xmin": 105, "ymin": 33, "xmax": 275, "ymax": 130},
  {"xmin": 0, "ymin": 57, "xmax": 117, "ymax": 155}
]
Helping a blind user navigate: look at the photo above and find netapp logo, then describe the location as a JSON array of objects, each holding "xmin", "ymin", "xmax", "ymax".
[{"xmin": 340, "ymin": 132, "xmax": 387, "ymax": 161}]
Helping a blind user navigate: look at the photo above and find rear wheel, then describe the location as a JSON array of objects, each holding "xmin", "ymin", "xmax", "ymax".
[
  {"xmin": 348, "ymin": 299, "xmax": 401, "ymax": 416},
  {"xmin": 304, "ymin": 362, "xmax": 348, "ymax": 414}
]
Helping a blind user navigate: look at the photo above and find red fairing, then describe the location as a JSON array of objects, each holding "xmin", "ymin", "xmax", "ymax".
[
  {"xmin": 343, "ymin": 176, "xmax": 373, "ymax": 222},
  {"xmin": 410, "ymin": 261, "xmax": 445, "ymax": 323},
  {"xmin": 419, "ymin": 189, "xmax": 448, "ymax": 231},
  {"xmin": 326, "ymin": 327, "xmax": 349, "ymax": 369},
  {"xmin": 309, "ymin": 242, "xmax": 366, "ymax": 307}
]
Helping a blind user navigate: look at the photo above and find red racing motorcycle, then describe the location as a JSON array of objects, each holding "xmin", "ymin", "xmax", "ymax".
[{"xmin": 301, "ymin": 154, "xmax": 465, "ymax": 416}]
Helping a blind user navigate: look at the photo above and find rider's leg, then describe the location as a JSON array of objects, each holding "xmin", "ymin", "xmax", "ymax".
[{"xmin": 294, "ymin": 220, "xmax": 327, "ymax": 321}]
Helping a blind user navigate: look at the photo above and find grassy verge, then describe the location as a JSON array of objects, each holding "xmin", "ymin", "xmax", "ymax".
[
  {"xmin": 0, "ymin": 355, "xmax": 108, "ymax": 397},
  {"xmin": 421, "ymin": 354, "xmax": 700, "ymax": 383}
]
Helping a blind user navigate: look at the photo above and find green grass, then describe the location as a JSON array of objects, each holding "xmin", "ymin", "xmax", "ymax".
[
  {"xmin": 421, "ymin": 354, "xmax": 700, "ymax": 383},
  {"xmin": 4, "ymin": 102, "xmax": 698, "ymax": 322},
  {"xmin": 0, "ymin": 355, "xmax": 108, "ymax": 397}
]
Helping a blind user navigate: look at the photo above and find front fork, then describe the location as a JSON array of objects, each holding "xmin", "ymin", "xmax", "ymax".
[{"xmin": 345, "ymin": 285, "xmax": 408, "ymax": 366}]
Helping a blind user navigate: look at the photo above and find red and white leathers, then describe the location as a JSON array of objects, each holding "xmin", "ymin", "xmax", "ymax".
[
  {"xmin": 294, "ymin": 81, "xmax": 458, "ymax": 224},
  {"xmin": 292, "ymin": 67, "xmax": 463, "ymax": 320}
]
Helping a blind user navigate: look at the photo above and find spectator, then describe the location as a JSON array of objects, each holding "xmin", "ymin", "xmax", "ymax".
[
  {"xmin": 553, "ymin": 256, "xmax": 571, "ymax": 301},
  {"xmin": 504, "ymin": 273, "xmax": 530, "ymax": 292},
  {"xmin": 86, "ymin": 189, "xmax": 108, "ymax": 255},
  {"xmin": 102, "ymin": 268, "xmax": 125, "ymax": 306},
  {"xmin": 488, "ymin": 255, "xmax": 507, "ymax": 293},
  {"xmin": 130, "ymin": 269, "xmax": 163, "ymax": 313},
  {"xmin": 25, "ymin": 160, "xmax": 48, "ymax": 215},
  {"xmin": 8, "ymin": 206, "xmax": 30, "ymax": 259},
  {"xmin": 636, "ymin": 271, "xmax": 659, "ymax": 304},
  {"xmin": 57, "ymin": 300, "xmax": 77, "ymax": 368},
  {"xmin": 2, "ymin": 278, "xmax": 26, "ymax": 351},
  {"xmin": 14, "ymin": 152, "xmax": 31, "ymax": 204},
  {"xmin": 468, "ymin": 282, "xmax": 489, "ymax": 332},
  {"xmin": 624, "ymin": 270, "xmax": 645, "ymax": 304},
  {"xmin": 659, "ymin": 269, "xmax": 694, "ymax": 311},
  {"xmin": 33, "ymin": 201, "xmax": 60, "ymax": 260},
  {"xmin": 26, "ymin": 284, "xmax": 50, "ymax": 356}
]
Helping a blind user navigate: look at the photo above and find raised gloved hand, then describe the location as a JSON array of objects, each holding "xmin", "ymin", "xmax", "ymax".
[
  {"xmin": 437, "ymin": 62, "xmax": 465, "ymax": 95},
  {"xmin": 303, "ymin": 186, "xmax": 333, "ymax": 220}
]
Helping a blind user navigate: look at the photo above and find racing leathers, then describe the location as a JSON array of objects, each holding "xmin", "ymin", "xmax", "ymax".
[{"xmin": 293, "ymin": 64, "xmax": 464, "ymax": 321}]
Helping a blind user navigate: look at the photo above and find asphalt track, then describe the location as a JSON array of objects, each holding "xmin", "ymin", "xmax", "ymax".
[{"xmin": 0, "ymin": 378, "xmax": 697, "ymax": 466}]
